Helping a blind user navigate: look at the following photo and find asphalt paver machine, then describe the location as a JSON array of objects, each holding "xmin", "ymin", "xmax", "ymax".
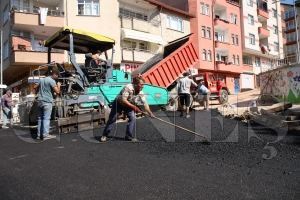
[{"xmin": 19, "ymin": 26, "xmax": 168, "ymax": 133}]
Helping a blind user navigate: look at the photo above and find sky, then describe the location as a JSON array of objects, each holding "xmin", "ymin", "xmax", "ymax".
[{"xmin": 281, "ymin": 0, "xmax": 295, "ymax": 5}]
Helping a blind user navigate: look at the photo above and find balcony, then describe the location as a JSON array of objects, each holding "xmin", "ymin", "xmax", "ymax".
[
  {"xmin": 122, "ymin": 48, "xmax": 156, "ymax": 63},
  {"xmin": 214, "ymin": 18, "xmax": 230, "ymax": 28},
  {"xmin": 282, "ymin": 21, "xmax": 285, "ymax": 29},
  {"xmin": 226, "ymin": 0, "xmax": 240, "ymax": 6},
  {"xmin": 257, "ymin": 8, "xmax": 269, "ymax": 21},
  {"xmin": 11, "ymin": 46, "xmax": 64, "ymax": 65},
  {"xmin": 216, "ymin": 61, "xmax": 243, "ymax": 73},
  {"xmin": 258, "ymin": 27, "xmax": 270, "ymax": 38},
  {"xmin": 215, "ymin": 40, "xmax": 230, "ymax": 51},
  {"xmin": 119, "ymin": 15, "xmax": 160, "ymax": 35},
  {"xmin": 10, "ymin": 7, "xmax": 64, "ymax": 36}
]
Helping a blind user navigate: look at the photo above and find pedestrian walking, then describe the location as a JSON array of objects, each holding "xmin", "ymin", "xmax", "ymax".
[
  {"xmin": 34, "ymin": 70, "xmax": 61, "ymax": 140},
  {"xmin": 1, "ymin": 90, "xmax": 15, "ymax": 129},
  {"xmin": 100, "ymin": 75, "xmax": 154, "ymax": 142},
  {"xmin": 177, "ymin": 72, "xmax": 197, "ymax": 118},
  {"xmin": 195, "ymin": 79, "xmax": 211, "ymax": 111}
]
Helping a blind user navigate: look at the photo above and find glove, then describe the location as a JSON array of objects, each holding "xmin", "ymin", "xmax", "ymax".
[{"xmin": 132, "ymin": 106, "xmax": 141, "ymax": 113}]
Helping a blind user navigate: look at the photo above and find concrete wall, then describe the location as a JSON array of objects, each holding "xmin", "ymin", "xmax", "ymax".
[{"xmin": 260, "ymin": 64, "xmax": 300, "ymax": 103}]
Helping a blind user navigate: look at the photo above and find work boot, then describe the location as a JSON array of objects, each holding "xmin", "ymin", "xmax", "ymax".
[
  {"xmin": 43, "ymin": 135, "xmax": 56, "ymax": 140},
  {"xmin": 186, "ymin": 114, "xmax": 190, "ymax": 118},
  {"xmin": 125, "ymin": 135, "xmax": 138, "ymax": 142},
  {"xmin": 2, "ymin": 126, "xmax": 9, "ymax": 129}
]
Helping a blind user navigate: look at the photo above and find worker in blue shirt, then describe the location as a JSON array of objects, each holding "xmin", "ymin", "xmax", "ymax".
[{"xmin": 195, "ymin": 79, "xmax": 211, "ymax": 111}]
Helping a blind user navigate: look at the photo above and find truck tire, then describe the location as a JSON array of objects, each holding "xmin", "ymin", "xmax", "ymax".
[{"xmin": 218, "ymin": 90, "xmax": 228, "ymax": 104}]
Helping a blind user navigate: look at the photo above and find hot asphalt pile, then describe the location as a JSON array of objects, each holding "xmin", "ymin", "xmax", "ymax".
[{"xmin": 0, "ymin": 109, "xmax": 299, "ymax": 199}]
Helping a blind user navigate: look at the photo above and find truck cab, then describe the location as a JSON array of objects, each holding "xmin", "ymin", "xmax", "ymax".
[{"xmin": 191, "ymin": 72, "xmax": 229, "ymax": 104}]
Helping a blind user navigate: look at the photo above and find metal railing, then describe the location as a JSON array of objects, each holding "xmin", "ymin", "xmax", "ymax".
[
  {"xmin": 11, "ymin": 6, "xmax": 64, "ymax": 17},
  {"xmin": 121, "ymin": 47, "xmax": 156, "ymax": 54},
  {"xmin": 243, "ymin": 59, "xmax": 252, "ymax": 65}
]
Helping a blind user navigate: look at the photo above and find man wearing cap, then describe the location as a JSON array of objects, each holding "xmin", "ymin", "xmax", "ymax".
[
  {"xmin": 177, "ymin": 72, "xmax": 197, "ymax": 118},
  {"xmin": 1, "ymin": 90, "xmax": 15, "ymax": 129},
  {"xmin": 34, "ymin": 70, "xmax": 61, "ymax": 140}
]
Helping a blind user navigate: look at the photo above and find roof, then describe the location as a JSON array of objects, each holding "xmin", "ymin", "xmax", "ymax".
[
  {"xmin": 144, "ymin": 0, "xmax": 196, "ymax": 18},
  {"xmin": 44, "ymin": 26, "xmax": 115, "ymax": 54}
]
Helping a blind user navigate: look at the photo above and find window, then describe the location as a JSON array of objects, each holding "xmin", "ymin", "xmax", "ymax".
[
  {"xmin": 286, "ymin": 32, "xmax": 296, "ymax": 42},
  {"xmin": 235, "ymin": 35, "xmax": 239, "ymax": 45},
  {"xmin": 202, "ymin": 26, "xmax": 206, "ymax": 37},
  {"xmin": 216, "ymin": 54, "xmax": 220, "ymax": 61},
  {"xmin": 273, "ymin": 25, "xmax": 278, "ymax": 34},
  {"xmin": 205, "ymin": 4, "xmax": 210, "ymax": 16},
  {"xmin": 119, "ymin": 8, "xmax": 148, "ymax": 21},
  {"xmin": 215, "ymin": 32, "xmax": 224, "ymax": 41},
  {"xmin": 4, "ymin": 41, "xmax": 8, "ymax": 59},
  {"xmin": 208, "ymin": 50, "xmax": 212, "ymax": 61},
  {"xmin": 200, "ymin": 2, "xmax": 204, "ymax": 14},
  {"xmin": 247, "ymin": 0, "xmax": 253, "ymax": 6},
  {"xmin": 207, "ymin": 27, "xmax": 211, "ymax": 39},
  {"xmin": 231, "ymin": 34, "xmax": 235, "ymax": 44},
  {"xmin": 272, "ymin": 9, "xmax": 277, "ymax": 18},
  {"xmin": 248, "ymin": 15, "xmax": 254, "ymax": 25},
  {"xmin": 78, "ymin": 0, "xmax": 99, "ymax": 15},
  {"xmin": 255, "ymin": 57, "xmax": 261, "ymax": 67},
  {"xmin": 3, "ymin": 6, "xmax": 8, "ymax": 24},
  {"xmin": 202, "ymin": 49, "xmax": 207, "ymax": 60},
  {"xmin": 285, "ymin": 9, "xmax": 294, "ymax": 19},
  {"xmin": 274, "ymin": 42, "xmax": 279, "ymax": 52},
  {"xmin": 232, "ymin": 55, "xmax": 235, "ymax": 64},
  {"xmin": 234, "ymin": 14, "xmax": 237, "ymax": 25},
  {"xmin": 237, "ymin": 56, "xmax": 240, "ymax": 65},
  {"xmin": 167, "ymin": 16, "xmax": 184, "ymax": 32},
  {"xmin": 285, "ymin": 20, "xmax": 295, "ymax": 31},
  {"xmin": 122, "ymin": 40, "xmax": 137, "ymax": 50},
  {"xmin": 249, "ymin": 34, "xmax": 255, "ymax": 45}
]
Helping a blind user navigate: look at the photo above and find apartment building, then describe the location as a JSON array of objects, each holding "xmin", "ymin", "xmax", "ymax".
[
  {"xmin": 158, "ymin": 0, "xmax": 285, "ymax": 93},
  {"xmin": 0, "ymin": 0, "xmax": 193, "ymax": 95},
  {"xmin": 241, "ymin": 0, "xmax": 284, "ymax": 89},
  {"xmin": 281, "ymin": 3, "xmax": 299, "ymax": 64}
]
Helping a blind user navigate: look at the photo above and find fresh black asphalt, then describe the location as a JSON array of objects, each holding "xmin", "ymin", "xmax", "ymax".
[{"xmin": 0, "ymin": 109, "xmax": 299, "ymax": 199}]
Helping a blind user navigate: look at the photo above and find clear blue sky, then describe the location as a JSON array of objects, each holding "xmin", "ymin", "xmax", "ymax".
[{"xmin": 281, "ymin": 0, "xmax": 294, "ymax": 5}]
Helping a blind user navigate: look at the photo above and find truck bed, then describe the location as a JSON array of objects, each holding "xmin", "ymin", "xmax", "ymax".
[{"xmin": 131, "ymin": 34, "xmax": 199, "ymax": 88}]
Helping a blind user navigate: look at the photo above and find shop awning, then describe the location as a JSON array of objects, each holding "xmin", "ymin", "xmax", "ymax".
[
  {"xmin": 28, "ymin": 76, "xmax": 45, "ymax": 83},
  {"xmin": 121, "ymin": 28, "xmax": 164, "ymax": 44}
]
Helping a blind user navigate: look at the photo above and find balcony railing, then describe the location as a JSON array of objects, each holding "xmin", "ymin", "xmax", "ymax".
[
  {"xmin": 285, "ymin": 25, "xmax": 296, "ymax": 31},
  {"xmin": 11, "ymin": 44, "xmax": 64, "ymax": 53},
  {"xmin": 11, "ymin": 6, "xmax": 64, "ymax": 17}
]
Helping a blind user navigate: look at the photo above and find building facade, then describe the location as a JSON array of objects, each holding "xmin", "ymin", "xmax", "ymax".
[
  {"xmin": 158, "ymin": 0, "xmax": 285, "ymax": 93},
  {"xmin": 0, "ymin": 0, "xmax": 193, "ymax": 95}
]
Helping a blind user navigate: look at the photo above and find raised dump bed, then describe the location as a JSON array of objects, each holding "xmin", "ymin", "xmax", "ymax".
[{"xmin": 131, "ymin": 34, "xmax": 199, "ymax": 88}]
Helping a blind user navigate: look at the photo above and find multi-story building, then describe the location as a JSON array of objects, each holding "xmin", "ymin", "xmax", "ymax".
[
  {"xmin": 158, "ymin": 0, "xmax": 285, "ymax": 93},
  {"xmin": 240, "ymin": 0, "xmax": 284, "ymax": 89},
  {"xmin": 0, "ymin": 0, "xmax": 193, "ymax": 96},
  {"xmin": 281, "ymin": 3, "xmax": 298, "ymax": 64}
]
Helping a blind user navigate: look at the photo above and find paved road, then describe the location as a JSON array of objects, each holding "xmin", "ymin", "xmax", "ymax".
[{"xmin": 0, "ymin": 109, "xmax": 299, "ymax": 199}]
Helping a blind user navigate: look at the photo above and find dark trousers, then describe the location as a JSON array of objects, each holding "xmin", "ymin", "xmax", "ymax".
[{"xmin": 102, "ymin": 100, "xmax": 136, "ymax": 137}]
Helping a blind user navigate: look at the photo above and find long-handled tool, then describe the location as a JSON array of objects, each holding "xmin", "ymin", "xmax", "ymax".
[
  {"xmin": 142, "ymin": 112, "xmax": 210, "ymax": 143},
  {"xmin": 161, "ymin": 95, "xmax": 179, "ymax": 110}
]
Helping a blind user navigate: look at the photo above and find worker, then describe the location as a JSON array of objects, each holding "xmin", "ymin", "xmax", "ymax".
[
  {"xmin": 1, "ymin": 90, "xmax": 16, "ymax": 129},
  {"xmin": 100, "ymin": 75, "xmax": 154, "ymax": 142},
  {"xmin": 195, "ymin": 79, "xmax": 211, "ymax": 111},
  {"xmin": 34, "ymin": 70, "xmax": 61, "ymax": 140},
  {"xmin": 94, "ymin": 50, "xmax": 107, "ymax": 66},
  {"xmin": 177, "ymin": 72, "xmax": 197, "ymax": 118}
]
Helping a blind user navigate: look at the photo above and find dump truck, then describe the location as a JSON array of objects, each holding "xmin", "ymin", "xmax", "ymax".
[{"xmin": 131, "ymin": 34, "xmax": 228, "ymax": 105}]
